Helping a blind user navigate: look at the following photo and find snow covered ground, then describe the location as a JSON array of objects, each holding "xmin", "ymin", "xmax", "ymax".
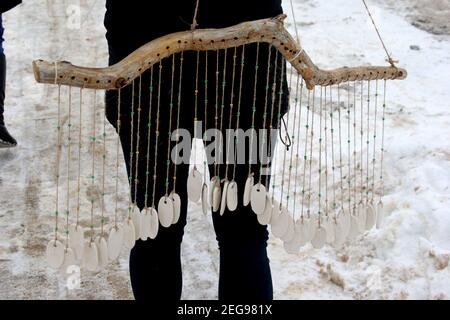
[{"xmin": 0, "ymin": 0, "xmax": 449, "ymax": 300}]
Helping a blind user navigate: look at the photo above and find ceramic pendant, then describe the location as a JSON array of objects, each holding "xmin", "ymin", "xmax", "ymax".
[
  {"xmin": 187, "ymin": 168, "xmax": 203, "ymax": 203},
  {"xmin": 333, "ymin": 219, "xmax": 347, "ymax": 247},
  {"xmin": 140, "ymin": 210, "xmax": 152, "ymax": 241},
  {"xmin": 170, "ymin": 192, "xmax": 181, "ymax": 224},
  {"xmin": 357, "ymin": 204, "xmax": 367, "ymax": 233},
  {"xmin": 257, "ymin": 196, "xmax": 272, "ymax": 226},
  {"xmin": 108, "ymin": 225, "xmax": 124, "ymax": 261},
  {"xmin": 95, "ymin": 236, "xmax": 109, "ymax": 271},
  {"xmin": 325, "ymin": 217, "xmax": 336, "ymax": 244},
  {"xmin": 130, "ymin": 210, "xmax": 141, "ymax": 241},
  {"xmin": 220, "ymin": 181, "xmax": 229, "ymax": 216},
  {"xmin": 82, "ymin": 240, "xmax": 99, "ymax": 272},
  {"xmin": 348, "ymin": 214, "xmax": 360, "ymax": 239},
  {"xmin": 212, "ymin": 183, "xmax": 222, "ymax": 212},
  {"xmin": 271, "ymin": 208, "xmax": 289, "ymax": 239},
  {"xmin": 376, "ymin": 201, "xmax": 384, "ymax": 228},
  {"xmin": 46, "ymin": 239, "xmax": 65, "ymax": 269},
  {"xmin": 250, "ymin": 184, "xmax": 267, "ymax": 215},
  {"xmin": 209, "ymin": 177, "xmax": 219, "ymax": 206},
  {"xmin": 59, "ymin": 248, "xmax": 77, "ymax": 275},
  {"xmin": 149, "ymin": 207, "xmax": 159, "ymax": 239},
  {"xmin": 295, "ymin": 220, "xmax": 308, "ymax": 247},
  {"xmin": 281, "ymin": 215, "xmax": 295, "ymax": 243},
  {"xmin": 269, "ymin": 200, "xmax": 281, "ymax": 225},
  {"xmin": 158, "ymin": 196, "xmax": 174, "ymax": 228},
  {"xmin": 202, "ymin": 184, "xmax": 209, "ymax": 215},
  {"xmin": 226, "ymin": 181, "xmax": 238, "ymax": 212},
  {"xmin": 283, "ymin": 230, "xmax": 302, "ymax": 255},
  {"xmin": 341, "ymin": 210, "xmax": 351, "ymax": 238},
  {"xmin": 365, "ymin": 202, "xmax": 376, "ymax": 230},
  {"xmin": 123, "ymin": 218, "xmax": 136, "ymax": 249},
  {"xmin": 311, "ymin": 227, "xmax": 327, "ymax": 249},
  {"xmin": 68, "ymin": 224, "xmax": 85, "ymax": 260},
  {"xmin": 306, "ymin": 218, "xmax": 317, "ymax": 242},
  {"xmin": 243, "ymin": 176, "xmax": 254, "ymax": 207}
]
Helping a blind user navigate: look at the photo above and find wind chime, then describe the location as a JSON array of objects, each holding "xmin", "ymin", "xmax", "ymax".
[{"xmin": 36, "ymin": 1, "xmax": 407, "ymax": 272}]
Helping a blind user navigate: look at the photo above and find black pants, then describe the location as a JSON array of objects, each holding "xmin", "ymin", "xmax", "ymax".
[{"xmin": 105, "ymin": 44, "xmax": 288, "ymax": 301}]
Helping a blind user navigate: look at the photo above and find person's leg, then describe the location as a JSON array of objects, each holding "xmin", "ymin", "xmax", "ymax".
[{"xmin": 0, "ymin": 14, "xmax": 17, "ymax": 147}]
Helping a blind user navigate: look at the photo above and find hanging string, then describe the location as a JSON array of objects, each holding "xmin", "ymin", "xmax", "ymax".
[
  {"xmin": 133, "ymin": 76, "xmax": 143, "ymax": 210},
  {"xmin": 292, "ymin": 77, "xmax": 304, "ymax": 219},
  {"xmin": 361, "ymin": 0, "xmax": 397, "ymax": 67},
  {"xmin": 203, "ymin": 51, "xmax": 209, "ymax": 182},
  {"xmin": 366, "ymin": 81, "xmax": 371, "ymax": 204},
  {"xmin": 371, "ymin": 80, "xmax": 379, "ymax": 202},
  {"xmin": 219, "ymin": 48, "xmax": 228, "ymax": 181},
  {"xmin": 301, "ymin": 90, "xmax": 311, "ymax": 220},
  {"xmin": 324, "ymin": 86, "xmax": 329, "ymax": 219},
  {"xmin": 114, "ymin": 89, "xmax": 122, "ymax": 229},
  {"xmin": 379, "ymin": 80, "xmax": 387, "ymax": 201},
  {"xmin": 144, "ymin": 68, "xmax": 155, "ymax": 210},
  {"xmin": 288, "ymin": 75, "xmax": 302, "ymax": 217},
  {"xmin": 277, "ymin": 62, "xmax": 289, "ymax": 210},
  {"xmin": 317, "ymin": 86, "xmax": 324, "ymax": 227},
  {"xmin": 214, "ymin": 50, "xmax": 221, "ymax": 179},
  {"xmin": 54, "ymin": 85, "xmax": 62, "ymax": 243},
  {"xmin": 164, "ymin": 55, "xmax": 177, "ymax": 197},
  {"xmin": 346, "ymin": 83, "xmax": 352, "ymax": 215},
  {"xmin": 268, "ymin": 51, "xmax": 280, "ymax": 201},
  {"xmin": 128, "ymin": 81, "xmax": 136, "ymax": 218},
  {"xmin": 289, "ymin": 0, "xmax": 301, "ymax": 45},
  {"xmin": 89, "ymin": 90, "xmax": 97, "ymax": 242},
  {"xmin": 307, "ymin": 88, "xmax": 316, "ymax": 219},
  {"xmin": 65, "ymin": 87, "xmax": 73, "ymax": 249},
  {"xmin": 151, "ymin": 63, "xmax": 163, "ymax": 208},
  {"xmin": 248, "ymin": 43, "xmax": 261, "ymax": 177},
  {"xmin": 193, "ymin": 51, "xmax": 200, "ymax": 171},
  {"xmin": 173, "ymin": 53, "xmax": 184, "ymax": 194},
  {"xmin": 76, "ymin": 88, "xmax": 84, "ymax": 228},
  {"xmin": 352, "ymin": 81, "xmax": 358, "ymax": 213},
  {"xmin": 337, "ymin": 84, "xmax": 345, "ymax": 214},
  {"xmin": 224, "ymin": 47, "xmax": 238, "ymax": 182},
  {"xmin": 101, "ymin": 89, "xmax": 108, "ymax": 236},
  {"xmin": 191, "ymin": 0, "xmax": 201, "ymax": 31},
  {"xmin": 258, "ymin": 45, "xmax": 273, "ymax": 185},
  {"xmin": 232, "ymin": 45, "xmax": 246, "ymax": 181},
  {"xmin": 360, "ymin": 81, "xmax": 364, "ymax": 207},
  {"xmin": 330, "ymin": 85, "xmax": 338, "ymax": 218}
]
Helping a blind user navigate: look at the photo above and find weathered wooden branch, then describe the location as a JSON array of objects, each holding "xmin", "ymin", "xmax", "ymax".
[{"xmin": 32, "ymin": 15, "xmax": 407, "ymax": 90}]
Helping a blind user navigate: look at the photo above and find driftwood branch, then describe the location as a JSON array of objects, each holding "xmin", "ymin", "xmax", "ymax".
[{"xmin": 32, "ymin": 15, "xmax": 407, "ymax": 90}]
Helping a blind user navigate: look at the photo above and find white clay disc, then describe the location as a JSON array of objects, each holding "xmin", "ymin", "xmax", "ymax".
[
  {"xmin": 202, "ymin": 184, "xmax": 209, "ymax": 215},
  {"xmin": 257, "ymin": 196, "xmax": 272, "ymax": 226},
  {"xmin": 348, "ymin": 214, "xmax": 360, "ymax": 239},
  {"xmin": 59, "ymin": 248, "xmax": 77, "ymax": 275},
  {"xmin": 243, "ymin": 176, "xmax": 254, "ymax": 207},
  {"xmin": 220, "ymin": 181, "xmax": 229, "ymax": 216},
  {"xmin": 212, "ymin": 184, "xmax": 222, "ymax": 212},
  {"xmin": 311, "ymin": 227, "xmax": 327, "ymax": 249},
  {"xmin": 209, "ymin": 177, "xmax": 218, "ymax": 206},
  {"xmin": 269, "ymin": 200, "xmax": 281, "ymax": 225},
  {"xmin": 295, "ymin": 220, "xmax": 308, "ymax": 247},
  {"xmin": 271, "ymin": 208, "xmax": 290, "ymax": 239},
  {"xmin": 333, "ymin": 219, "xmax": 347, "ymax": 247},
  {"xmin": 158, "ymin": 196, "xmax": 174, "ymax": 228},
  {"xmin": 170, "ymin": 192, "xmax": 182, "ymax": 225},
  {"xmin": 46, "ymin": 239, "xmax": 65, "ymax": 269},
  {"xmin": 357, "ymin": 205, "xmax": 367, "ymax": 233},
  {"xmin": 140, "ymin": 210, "xmax": 152, "ymax": 241},
  {"xmin": 82, "ymin": 240, "xmax": 99, "ymax": 272},
  {"xmin": 68, "ymin": 224, "xmax": 85, "ymax": 260},
  {"xmin": 149, "ymin": 207, "xmax": 159, "ymax": 239},
  {"xmin": 324, "ymin": 218, "xmax": 336, "ymax": 244},
  {"xmin": 95, "ymin": 236, "xmax": 109, "ymax": 271},
  {"xmin": 130, "ymin": 210, "xmax": 141, "ymax": 241},
  {"xmin": 340, "ymin": 211, "xmax": 351, "ymax": 238},
  {"xmin": 226, "ymin": 181, "xmax": 239, "ymax": 212},
  {"xmin": 376, "ymin": 201, "xmax": 384, "ymax": 229},
  {"xmin": 306, "ymin": 218, "xmax": 317, "ymax": 242},
  {"xmin": 123, "ymin": 218, "xmax": 136, "ymax": 249},
  {"xmin": 108, "ymin": 225, "xmax": 124, "ymax": 261},
  {"xmin": 281, "ymin": 215, "xmax": 295, "ymax": 243},
  {"xmin": 187, "ymin": 168, "xmax": 203, "ymax": 203},
  {"xmin": 251, "ymin": 184, "xmax": 267, "ymax": 215},
  {"xmin": 365, "ymin": 203, "xmax": 376, "ymax": 230},
  {"xmin": 283, "ymin": 230, "xmax": 302, "ymax": 254}
]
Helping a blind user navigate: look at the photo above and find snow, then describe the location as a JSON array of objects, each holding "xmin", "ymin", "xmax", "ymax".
[{"xmin": 0, "ymin": 0, "xmax": 449, "ymax": 300}]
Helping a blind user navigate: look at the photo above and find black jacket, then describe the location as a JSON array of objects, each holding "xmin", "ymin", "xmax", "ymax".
[{"xmin": 0, "ymin": 0, "xmax": 21, "ymax": 14}]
